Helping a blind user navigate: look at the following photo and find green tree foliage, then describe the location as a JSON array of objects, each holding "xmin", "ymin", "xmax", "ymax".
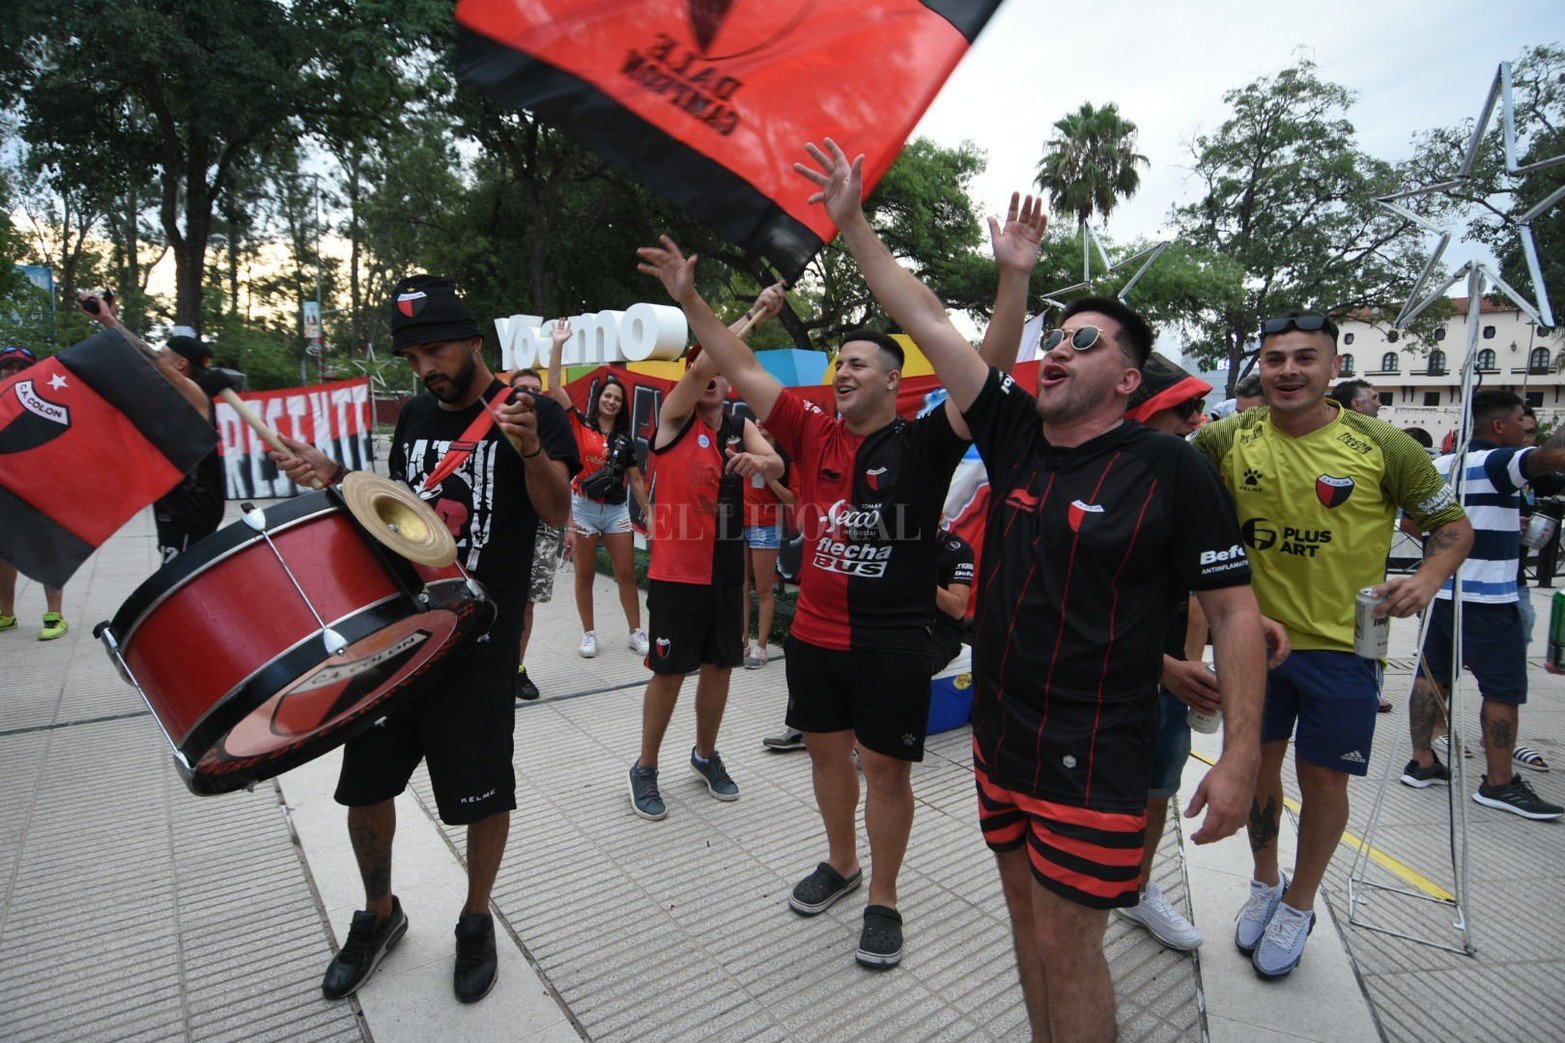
[
  {"xmin": 1034, "ymin": 102, "xmax": 1148, "ymax": 229},
  {"xmin": 1172, "ymin": 60, "xmax": 1427, "ymax": 389}
]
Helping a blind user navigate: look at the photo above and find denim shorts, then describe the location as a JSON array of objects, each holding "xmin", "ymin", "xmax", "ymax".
[
  {"xmin": 1148, "ymin": 689, "xmax": 1192, "ymax": 800},
  {"xmin": 744, "ymin": 522, "xmax": 783, "ymax": 549},
  {"xmin": 571, "ymin": 493, "xmax": 631, "ymax": 536}
]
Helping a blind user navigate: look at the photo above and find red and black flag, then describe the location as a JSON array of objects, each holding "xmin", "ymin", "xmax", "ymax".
[
  {"xmin": 454, "ymin": 0, "xmax": 1003, "ymax": 282},
  {"xmin": 0, "ymin": 330, "xmax": 219, "ymax": 587}
]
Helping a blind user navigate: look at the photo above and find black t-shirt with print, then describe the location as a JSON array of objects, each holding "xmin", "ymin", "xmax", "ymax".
[{"xmin": 389, "ymin": 381, "xmax": 579, "ymax": 636}]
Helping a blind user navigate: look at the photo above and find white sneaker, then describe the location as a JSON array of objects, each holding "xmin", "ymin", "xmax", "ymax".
[
  {"xmin": 630, "ymin": 629, "xmax": 649, "ymax": 656},
  {"xmin": 1116, "ymin": 881, "xmax": 1203, "ymax": 951},
  {"xmin": 579, "ymin": 631, "xmax": 598, "ymax": 658},
  {"xmin": 1233, "ymin": 875, "xmax": 1287, "ymax": 955}
]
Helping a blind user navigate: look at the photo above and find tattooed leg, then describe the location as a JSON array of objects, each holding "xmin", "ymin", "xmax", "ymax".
[
  {"xmin": 1480, "ymin": 700, "xmax": 1519, "ymax": 786},
  {"xmin": 1409, "ymin": 676, "xmax": 1444, "ymax": 761},
  {"xmin": 1248, "ymin": 740, "xmax": 1289, "ymax": 885},
  {"xmin": 348, "ymin": 800, "xmax": 397, "ymax": 920}
]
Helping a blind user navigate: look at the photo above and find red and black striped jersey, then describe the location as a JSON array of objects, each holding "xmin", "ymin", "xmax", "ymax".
[
  {"xmin": 765, "ymin": 391, "xmax": 968, "ymax": 653},
  {"xmin": 964, "ymin": 369, "xmax": 1250, "ymax": 812}
]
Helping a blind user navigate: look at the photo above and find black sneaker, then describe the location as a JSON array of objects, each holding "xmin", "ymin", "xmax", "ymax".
[
  {"xmin": 453, "ymin": 913, "xmax": 498, "ymax": 1003},
  {"xmin": 514, "ymin": 667, "xmax": 540, "ymax": 701},
  {"xmin": 628, "ymin": 762, "xmax": 667, "ymax": 821},
  {"xmin": 1400, "ymin": 756, "xmax": 1450, "ymax": 789},
  {"xmin": 321, "ymin": 897, "xmax": 408, "ymax": 999},
  {"xmin": 789, "ymin": 861, "xmax": 862, "ymax": 916},
  {"xmin": 1472, "ymin": 775, "xmax": 1564, "ymax": 820},
  {"xmin": 856, "ymin": 905, "xmax": 904, "ymax": 969}
]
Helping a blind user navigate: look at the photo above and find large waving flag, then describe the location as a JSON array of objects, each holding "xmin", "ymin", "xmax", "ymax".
[
  {"xmin": 0, "ymin": 330, "xmax": 219, "ymax": 587},
  {"xmin": 455, "ymin": 0, "xmax": 1003, "ymax": 282}
]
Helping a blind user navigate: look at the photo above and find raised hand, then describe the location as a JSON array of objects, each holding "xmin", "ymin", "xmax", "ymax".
[
  {"xmin": 794, "ymin": 138, "xmax": 866, "ymax": 227},
  {"xmin": 636, "ymin": 235, "xmax": 699, "ymax": 304},
  {"xmin": 550, "ymin": 317, "xmax": 572, "ymax": 360},
  {"xmin": 753, "ymin": 281, "xmax": 787, "ymax": 322},
  {"xmin": 988, "ymin": 192, "xmax": 1048, "ymax": 274}
]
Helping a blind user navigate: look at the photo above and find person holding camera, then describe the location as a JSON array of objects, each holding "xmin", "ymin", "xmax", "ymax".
[{"xmin": 546, "ymin": 322, "xmax": 651, "ymax": 658}]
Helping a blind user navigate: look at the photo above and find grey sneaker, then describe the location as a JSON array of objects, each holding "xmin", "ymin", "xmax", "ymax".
[
  {"xmin": 1252, "ymin": 902, "xmax": 1315, "ymax": 979},
  {"xmin": 762, "ymin": 727, "xmax": 806, "ymax": 751},
  {"xmin": 1234, "ymin": 876, "xmax": 1287, "ymax": 955},
  {"xmin": 627, "ymin": 762, "xmax": 667, "ymax": 821},
  {"xmin": 1400, "ymin": 756, "xmax": 1450, "ymax": 789},
  {"xmin": 690, "ymin": 747, "xmax": 739, "ymax": 801}
]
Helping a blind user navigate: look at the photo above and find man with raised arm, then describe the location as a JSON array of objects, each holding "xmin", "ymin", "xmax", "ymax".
[
  {"xmin": 793, "ymin": 138, "xmax": 1267, "ymax": 1041},
  {"xmin": 625, "ymin": 285, "xmax": 786, "ymax": 821},
  {"xmin": 635, "ymin": 189, "xmax": 1044, "ymax": 970}
]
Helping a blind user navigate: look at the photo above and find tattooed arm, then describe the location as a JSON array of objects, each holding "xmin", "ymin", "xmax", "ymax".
[{"xmin": 1378, "ymin": 517, "xmax": 1473, "ymax": 618}]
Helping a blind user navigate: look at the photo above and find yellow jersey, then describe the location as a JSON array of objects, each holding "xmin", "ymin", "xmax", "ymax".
[{"xmin": 1193, "ymin": 405, "xmax": 1465, "ymax": 651}]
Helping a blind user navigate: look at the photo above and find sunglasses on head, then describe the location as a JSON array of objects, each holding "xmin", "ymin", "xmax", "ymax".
[
  {"xmin": 1042, "ymin": 325, "xmax": 1105, "ymax": 353},
  {"xmin": 1259, "ymin": 313, "xmax": 1338, "ymax": 340}
]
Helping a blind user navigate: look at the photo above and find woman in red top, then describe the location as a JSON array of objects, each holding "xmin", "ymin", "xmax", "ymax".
[
  {"xmin": 547, "ymin": 320, "xmax": 651, "ymax": 659},
  {"xmin": 741, "ymin": 427, "xmax": 795, "ymax": 668}
]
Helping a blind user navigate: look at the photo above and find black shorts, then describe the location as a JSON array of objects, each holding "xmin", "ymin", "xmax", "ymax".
[
  {"xmin": 646, "ymin": 580, "xmax": 744, "ymax": 675},
  {"xmin": 334, "ymin": 633, "xmax": 517, "ymax": 825},
  {"xmin": 783, "ymin": 636, "xmax": 931, "ymax": 761}
]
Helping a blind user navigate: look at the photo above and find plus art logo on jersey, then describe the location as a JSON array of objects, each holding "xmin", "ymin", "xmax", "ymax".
[
  {"xmin": 1243, "ymin": 516, "xmax": 1331, "ymax": 556},
  {"xmin": 1067, "ymin": 499, "xmax": 1105, "ymax": 534},
  {"xmin": 1315, "ymin": 474, "xmax": 1355, "ymax": 508}
]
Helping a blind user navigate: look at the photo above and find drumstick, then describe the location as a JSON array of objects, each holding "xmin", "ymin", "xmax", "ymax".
[{"xmin": 218, "ymin": 388, "xmax": 325, "ymax": 491}]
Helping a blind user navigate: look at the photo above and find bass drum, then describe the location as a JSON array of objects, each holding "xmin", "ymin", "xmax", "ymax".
[{"xmin": 98, "ymin": 481, "xmax": 494, "ymax": 795}]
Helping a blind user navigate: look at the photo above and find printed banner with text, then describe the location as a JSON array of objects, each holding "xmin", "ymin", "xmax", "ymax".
[{"xmin": 218, "ymin": 379, "xmax": 373, "ymax": 500}]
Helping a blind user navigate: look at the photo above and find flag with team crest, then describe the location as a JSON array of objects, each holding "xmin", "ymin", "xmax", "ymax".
[{"xmin": 0, "ymin": 330, "xmax": 218, "ymax": 586}]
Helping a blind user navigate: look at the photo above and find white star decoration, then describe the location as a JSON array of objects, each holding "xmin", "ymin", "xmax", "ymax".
[
  {"xmin": 48, "ymin": 373, "xmax": 68, "ymax": 390},
  {"xmin": 1041, "ymin": 221, "xmax": 1168, "ymax": 311},
  {"xmin": 1378, "ymin": 61, "xmax": 1565, "ymax": 328}
]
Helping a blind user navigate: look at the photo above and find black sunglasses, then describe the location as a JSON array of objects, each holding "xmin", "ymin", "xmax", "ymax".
[
  {"xmin": 1259, "ymin": 313, "xmax": 1338, "ymax": 340},
  {"xmin": 1175, "ymin": 396, "xmax": 1206, "ymax": 420},
  {"xmin": 1042, "ymin": 325, "xmax": 1105, "ymax": 353}
]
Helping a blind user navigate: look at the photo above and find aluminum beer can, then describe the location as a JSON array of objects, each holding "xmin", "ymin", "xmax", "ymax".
[
  {"xmin": 1186, "ymin": 663, "xmax": 1223, "ymax": 733},
  {"xmin": 1355, "ymin": 587, "xmax": 1389, "ymax": 659},
  {"xmin": 1521, "ymin": 512, "xmax": 1557, "ymax": 550}
]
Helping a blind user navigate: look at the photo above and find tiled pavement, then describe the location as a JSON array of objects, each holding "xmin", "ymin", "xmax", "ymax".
[{"xmin": 3, "ymin": 500, "xmax": 1563, "ymax": 1041}]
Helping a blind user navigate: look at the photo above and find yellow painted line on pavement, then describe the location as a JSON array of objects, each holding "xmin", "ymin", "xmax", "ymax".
[{"xmin": 1188, "ymin": 750, "xmax": 1456, "ymax": 902}]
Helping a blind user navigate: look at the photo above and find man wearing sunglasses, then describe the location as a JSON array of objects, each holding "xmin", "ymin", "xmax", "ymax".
[
  {"xmin": 796, "ymin": 138, "xmax": 1267, "ymax": 1042},
  {"xmin": 1192, "ymin": 312, "xmax": 1471, "ymax": 980}
]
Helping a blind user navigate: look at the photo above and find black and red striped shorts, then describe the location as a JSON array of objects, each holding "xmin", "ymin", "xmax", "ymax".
[{"xmin": 973, "ymin": 740, "xmax": 1146, "ymax": 909}]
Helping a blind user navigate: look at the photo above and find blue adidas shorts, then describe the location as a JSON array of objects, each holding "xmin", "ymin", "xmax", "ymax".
[{"xmin": 1262, "ymin": 650, "xmax": 1380, "ymax": 776}]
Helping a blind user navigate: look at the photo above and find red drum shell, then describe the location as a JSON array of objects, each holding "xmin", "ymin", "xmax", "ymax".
[{"xmin": 107, "ymin": 491, "xmax": 492, "ymax": 794}]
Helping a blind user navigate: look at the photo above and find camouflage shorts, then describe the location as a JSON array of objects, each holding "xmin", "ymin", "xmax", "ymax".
[{"xmin": 529, "ymin": 521, "xmax": 566, "ymax": 603}]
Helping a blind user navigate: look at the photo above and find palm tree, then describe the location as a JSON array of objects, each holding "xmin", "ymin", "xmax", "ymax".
[{"xmin": 1034, "ymin": 102, "xmax": 1149, "ymax": 229}]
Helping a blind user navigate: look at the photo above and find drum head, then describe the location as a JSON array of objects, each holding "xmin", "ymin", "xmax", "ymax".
[
  {"xmin": 342, "ymin": 471, "xmax": 458, "ymax": 568},
  {"xmin": 180, "ymin": 576, "xmax": 494, "ymax": 795}
]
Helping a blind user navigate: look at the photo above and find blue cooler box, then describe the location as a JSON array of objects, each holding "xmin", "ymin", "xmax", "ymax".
[{"xmin": 927, "ymin": 646, "xmax": 974, "ymax": 734}]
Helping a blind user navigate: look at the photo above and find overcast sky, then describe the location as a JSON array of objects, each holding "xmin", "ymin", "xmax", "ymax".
[{"xmin": 912, "ymin": 1, "xmax": 1560, "ymax": 276}]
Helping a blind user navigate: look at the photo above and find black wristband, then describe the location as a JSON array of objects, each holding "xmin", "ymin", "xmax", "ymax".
[
  {"xmin": 521, "ymin": 446, "xmax": 543, "ymax": 459},
  {"xmin": 329, "ymin": 461, "xmax": 349, "ymax": 485}
]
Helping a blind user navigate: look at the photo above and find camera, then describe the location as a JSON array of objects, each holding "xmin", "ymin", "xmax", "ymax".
[{"xmin": 79, "ymin": 288, "xmax": 116, "ymax": 315}]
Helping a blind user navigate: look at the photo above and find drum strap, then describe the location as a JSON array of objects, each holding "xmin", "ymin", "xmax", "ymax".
[{"xmin": 420, "ymin": 387, "xmax": 512, "ymax": 495}]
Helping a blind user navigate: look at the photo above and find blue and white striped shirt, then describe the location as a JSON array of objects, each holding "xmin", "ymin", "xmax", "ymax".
[{"xmin": 1434, "ymin": 440, "xmax": 1532, "ymax": 604}]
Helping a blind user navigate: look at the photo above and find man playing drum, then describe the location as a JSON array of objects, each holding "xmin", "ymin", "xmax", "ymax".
[{"xmin": 276, "ymin": 275, "xmax": 577, "ymax": 1004}]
